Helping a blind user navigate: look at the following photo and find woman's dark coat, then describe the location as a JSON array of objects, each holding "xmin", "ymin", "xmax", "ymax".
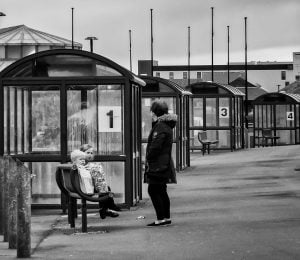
[{"xmin": 144, "ymin": 113, "xmax": 177, "ymax": 184}]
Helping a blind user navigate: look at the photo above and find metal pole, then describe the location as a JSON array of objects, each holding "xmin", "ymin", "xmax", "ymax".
[
  {"xmin": 211, "ymin": 7, "xmax": 214, "ymax": 82},
  {"xmin": 244, "ymin": 17, "xmax": 248, "ymax": 129},
  {"xmin": 71, "ymin": 7, "xmax": 74, "ymax": 49},
  {"xmin": 129, "ymin": 30, "xmax": 132, "ymax": 72},
  {"xmin": 188, "ymin": 26, "xmax": 191, "ymax": 86},
  {"xmin": 150, "ymin": 9, "xmax": 153, "ymax": 76},
  {"xmin": 277, "ymin": 84, "xmax": 280, "ymax": 92},
  {"xmin": 227, "ymin": 25, "xmax": 230, "ymax": 84}
]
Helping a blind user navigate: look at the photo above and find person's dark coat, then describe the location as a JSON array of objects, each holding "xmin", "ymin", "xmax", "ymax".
[{"xmin": 144, "ymin": 113, "xmax": 177, "ymax": 184}]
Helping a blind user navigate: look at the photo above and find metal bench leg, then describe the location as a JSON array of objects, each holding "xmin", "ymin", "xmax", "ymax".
[
  {"xmin": 68, "ymin": 197, "xmax": 76, "ymax": 228},
  {"xmin": 207, "ymin": 144, "xmax": 211, "ymax": 154},
  {"xmin": 201, "ymin": 144, "xmax": 205, "ymax": 156},
  {"xmin": 81, "ymin": 199, "xmax": 87, "ymax": 233}
]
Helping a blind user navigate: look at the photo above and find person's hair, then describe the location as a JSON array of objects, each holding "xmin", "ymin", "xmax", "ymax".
[
  {"xmin": 79, "ymin": 144, "xmax": 93, "ymax": 152},
  {"xmin": 70, "ymin": 149, "xmax": 86, "ymax": 163},
  {"xmin": 150, "ymin": 101, "xmax": 168, "ymax": 117}
]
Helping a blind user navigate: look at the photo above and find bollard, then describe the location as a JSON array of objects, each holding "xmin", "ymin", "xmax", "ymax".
[
  {"xmin": 8, "ymin": 157, "xmax": 18, "ymax": 249},
  {"xmin": 0, "ymin": 156, "xmax": 4, "ymax": 235},
  {"xmin": 17, "ymin": 159, "xmax": 31, "ymax": 258}
]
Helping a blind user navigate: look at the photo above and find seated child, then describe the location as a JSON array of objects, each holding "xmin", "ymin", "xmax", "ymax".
[
  {"xmin": 70, "ymin": 150, "xmax": 94, "ymax": 195},
  {"xmin": 70, "ymin": 149, "xmax": 119, "ymax": 219}
]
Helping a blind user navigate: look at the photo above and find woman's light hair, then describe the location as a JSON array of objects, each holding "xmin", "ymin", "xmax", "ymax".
[{"xmin": 79, "ymin": 144, "xmax": 93, "ymax": 152}]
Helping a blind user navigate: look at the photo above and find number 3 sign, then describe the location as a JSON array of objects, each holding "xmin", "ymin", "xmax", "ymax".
[
  {"xmin": 287, "ymin": 112, "xmax": 294, "ymax": 121},
  {"xmin": 219, "ymin": 107, "xmax": 229, "ymax": 118}
]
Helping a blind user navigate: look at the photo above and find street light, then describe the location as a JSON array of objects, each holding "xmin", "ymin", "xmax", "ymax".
[{"xmin": 85, "ymin": 36, "xmax": 98, "ymax": 53}]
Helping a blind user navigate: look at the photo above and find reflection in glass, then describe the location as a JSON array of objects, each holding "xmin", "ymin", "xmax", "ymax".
[
  {"xmin": 32, "ymin": 91, "xmax": 60, "ymax": 151},
  {"xmin": 206, "ymin": 98, "xmax": 217, "ymax": 127},
  {"xmin": 67, "ymin": 85, "xmax": 124, "ymax": 155},
  {"xmin": 31, "ymin": 162, "xmax": 61, "ymax": 204}
]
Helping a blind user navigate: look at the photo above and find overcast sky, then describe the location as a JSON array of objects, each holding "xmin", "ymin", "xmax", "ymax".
[{"xmin": 1, "ymin": 0, "xmax": 299, "ymax": 73}]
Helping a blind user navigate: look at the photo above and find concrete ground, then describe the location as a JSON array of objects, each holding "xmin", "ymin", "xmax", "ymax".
[{"xmin": 1, "ymin": 145, "xmax": 300, "ymax": 260}]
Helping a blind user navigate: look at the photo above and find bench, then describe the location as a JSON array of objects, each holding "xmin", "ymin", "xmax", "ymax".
[
  {"xmin": 56, "ymin": 164, "xmax": 111, "ymax": 232},
  {"xmin": 198, "ymin": 131, "xmax": 219, "ymax": 156},
  {"xmin": 262, "ymin": 129, "xmax": 280, "ymax": 147}
]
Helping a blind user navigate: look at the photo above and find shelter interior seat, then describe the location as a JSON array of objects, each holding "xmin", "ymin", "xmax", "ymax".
[
  {"xmin": 262, "ymin": 129, "xmax": 280, "ymax": 147},
  {"xmin": 198, "ymin": 131, "xmax": 219, "ymax": 156}
]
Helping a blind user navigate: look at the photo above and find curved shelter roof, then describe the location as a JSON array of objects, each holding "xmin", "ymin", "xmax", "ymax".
[
  {"xmin": 140, "ymin": 75, "xmax": 192, "ymax": 95},
  {"xmin": 186, "ymin": 81, "xmax": 245, "ymax": 96},
  {"xmin": 253, "ymin": 92, "xmax": 300, "ymax": 104},
  {"xmin": 0, "ymin": 48, "xmax": 145, "ymax": 86},
  {"xmin": 0, "ymin": 25, "xmax": 82, "ymax": 48}
]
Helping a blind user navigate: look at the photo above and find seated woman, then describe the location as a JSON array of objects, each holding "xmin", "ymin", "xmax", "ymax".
[{"xmin": 70, "ymin": 149, "xmax": 119, "ymax": 219}]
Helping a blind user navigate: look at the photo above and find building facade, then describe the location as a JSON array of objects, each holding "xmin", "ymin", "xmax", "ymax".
[{"xmin": 138, "ymin": 52, "xmax": 300, "ymax": 93}]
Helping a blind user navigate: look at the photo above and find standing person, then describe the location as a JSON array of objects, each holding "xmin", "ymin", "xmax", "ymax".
[
  {"xmin": 79, "ymin": 144, "xmax": 121, "ymax": 216},
  {"xmin": 144, "ymin": 100, "xmax": 177, "ymax": 227}
]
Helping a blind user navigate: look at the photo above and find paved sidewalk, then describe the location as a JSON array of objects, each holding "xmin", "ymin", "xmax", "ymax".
[{"xmin": 1, "ymin": 145, "xmax": 300, "ymax": 259}]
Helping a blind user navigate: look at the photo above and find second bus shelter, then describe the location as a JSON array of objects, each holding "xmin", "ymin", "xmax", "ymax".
[{"xmin": 140, "ymin": 75, "xmax": 191, "ymax": 170}]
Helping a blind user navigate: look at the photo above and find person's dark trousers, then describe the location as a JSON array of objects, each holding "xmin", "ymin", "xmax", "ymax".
[
  {"xmin": 99, "ymin": 197, "xmax": 116, "ymax": 211},
  {"xmin": 148, "ymin": 183, "xmax": 170, "ymax": 220}
]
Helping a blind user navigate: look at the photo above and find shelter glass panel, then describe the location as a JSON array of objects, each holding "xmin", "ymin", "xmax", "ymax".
[
  {"xmin": 141, "ymin": 97, "xmax": 176, "ymax": 139},
  {"xmin": 67, "ymin": 84, "xmax": 124, "ymax": 155},
  {"xmin": 296, "ymin": 104, "xmax": 300, "ymax": 127},
  {"xmin": 9, "ymin": 88, "xmax": 15, "ymax": 154},
  {"xmin": 190, "ymin": 98, "xmax": 203, "ymax": 127},
  {"xmin": 213, "ymin": 130, "xmax": 230, "ymax": 148},
  {"xmin": 276, "ymin": 105, "xmax": 294, "ymax": 127},
  {"xmin": 276, "ymin": 130, "xmax": 295, "ymax": 145},
  {"xmin": 3, "ymin": 87, "xmax": 7, "ymax": 154},
  {"xmin": 32, "ymin": 90, "xmax": 60, "ymax": 152},
  {"xmin": 206, "ymin": 98, "xmax": 217, "ymax": 127},
  {"xmin": 219, "ymin": 97, "xmax": 230, "ymax": 127},
  {"xmin": 31, "ymin": 162, "xmax": 61, "ymax": 204}
]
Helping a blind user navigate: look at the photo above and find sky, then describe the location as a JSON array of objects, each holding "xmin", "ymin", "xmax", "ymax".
[{"xmin": 1, "ymin": 0, "xmax": 300, "ymax": 73}]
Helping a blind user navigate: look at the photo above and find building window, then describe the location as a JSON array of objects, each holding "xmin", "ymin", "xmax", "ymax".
[
  {"xmin": 295, "ymin": 75, "xmax": 300, "ymax": 81},
  {"xmin": 6, "ymin": 46, "xmax": 21, "ymax": 59},
  {"xmin": 183, "ymin": 72, "xmax": 187, "ymax": 79},
  {"xmin": 155, "ymin": 72, "xmax": 160, "ymax": 77},
  {"xmin": 169, "ymin": 72, "xmax": 174, "ymax": 79},
  {"xmin": 285, "ymin": 81, "xmax": 289, "ymax": 86},
  {"xmin": 197, "ymin": 72, "xmax": 202, "ymax": 79},
  {"xmin": 281, "ymin": 71, "xmax": 286, "ymax": 80}
]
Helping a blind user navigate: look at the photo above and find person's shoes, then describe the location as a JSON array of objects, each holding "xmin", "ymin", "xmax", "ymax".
[
  {"xmin": 147, "ymin": 220, "xmax": 172, "ymax": 227},
  {"xmin": 161, "ymin": 220, "xmax": 172, "ymax": 225},
  {"xmin": 110, "ymin": 205, "xmax": 122, "ymax": 212},
  {"xmin": 106, "ymin": 210, "xmax": 119, "ymax": 218},
  {"xmin": 99, "ymin": 208, "xmax": 107, "ymax": 219}
]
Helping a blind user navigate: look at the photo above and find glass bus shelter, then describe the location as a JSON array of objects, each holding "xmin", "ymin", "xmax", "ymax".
[
  {"xmin": 140, "ymin": 76, "xmax": 191, "ymax": 170},
  {"xmin": 253, "ymin": 92, "xmax": 300, "ymax": 146},
  {"xmin": 186, "ymin": 82, "xmax": 245, "ymax": 152},
  {"xmin": 0, "ymin": 49, "xmax": 146, "ymax": 207}
]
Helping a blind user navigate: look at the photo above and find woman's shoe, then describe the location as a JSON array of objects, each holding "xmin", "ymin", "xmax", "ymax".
[
  {"xmin": 147, "ymin": 221, "xmax": 165, "ymax": 227},
  {"xmin": 106, "ymin": 210, "xmax": 119, "ymax": 218}
]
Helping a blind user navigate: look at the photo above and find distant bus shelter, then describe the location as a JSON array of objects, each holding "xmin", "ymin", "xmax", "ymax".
[
  {"xmin": 0, "ymin": 49, "xmax": 146, "ymax": 207},
  {"xmin": 186, "ymin": 82, "xmax": 245, "ymax": 152},
  {"xmin": 140, "ymin": 76, "xmax": 191, "ymax": 170},
  {"xmin": 253, "ymin": 92, "xmax": 300, "ymax": 146}
]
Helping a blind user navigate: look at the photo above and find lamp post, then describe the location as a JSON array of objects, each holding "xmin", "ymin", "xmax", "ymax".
[
  {"xmin": 244, "ymin": 17, "xmax": 248, "ymax": 129},
  {"xmin": 85, "ymin": 36, "xmax": 98, "ymax": 53},
  {"xmin": 71, "ymin": 8, "xmax": 74, "ymax": 49}
]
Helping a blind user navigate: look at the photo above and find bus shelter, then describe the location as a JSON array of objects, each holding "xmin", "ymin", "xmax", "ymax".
[
  {"xmin": 140, "ymin": 76, "xmax": 191, "ymax": 170},
  {"xmin": 186, "ymin": 82, "xmax": 245, "ymax": 152},
  {"xmin": 0, "ymin": 49, "xmax": 146, "ymax": 207},
  {"xmin": 253, "ymin": 92, "xmax": 300, "ymax": 146}
]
